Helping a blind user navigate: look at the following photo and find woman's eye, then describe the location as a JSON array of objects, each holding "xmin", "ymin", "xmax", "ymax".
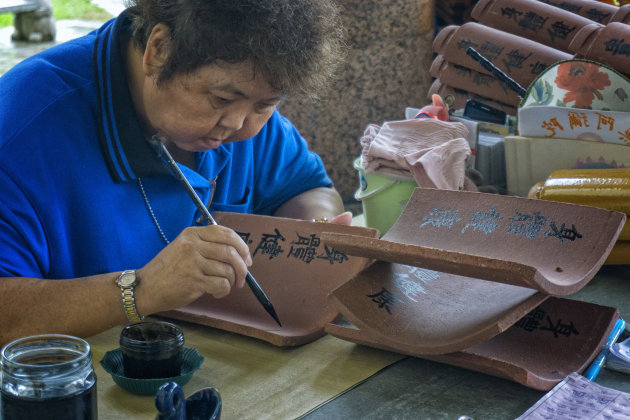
[
  {"xmin": 256, "ymin": 103, "xmax": 276, "ymax": 113},
  {"xmin": 210, "ymin": 94, "xmax": 234, "ymax": 106}
]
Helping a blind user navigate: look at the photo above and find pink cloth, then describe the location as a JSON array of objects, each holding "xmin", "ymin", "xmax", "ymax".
[{"xmin": 360, "ymin": 118, "xmax": 471, "ymax": 190}]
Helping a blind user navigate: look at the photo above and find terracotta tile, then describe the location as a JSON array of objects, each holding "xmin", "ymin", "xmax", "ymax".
[
  {"xmin": 322, "ymin": 188, "xmax": 623, "ymax": 387},
  {"xmin": 326, "ymin": 297, "xmax": 619, "ymax": 390},
  {"xmin": 472, "ymin": 0, "xmax": 599, "ymax": 53},
  {"xmin": 433, "ymin": 22, "xmax": 571, "ymax": 90},
  {"xmin": 322, "ymin": 188, "xmax": 625, "ymax": 296},
  {"xmin": 161, "ymin": 213, "xmax": 379, "ymax": 346},
  {"xmin": 570, "ymin": 22, "xmax": 630, "ymax": 77},
  {"xmin": 328, "ymin": 260, "xmax": 547, "ymax": 354}
]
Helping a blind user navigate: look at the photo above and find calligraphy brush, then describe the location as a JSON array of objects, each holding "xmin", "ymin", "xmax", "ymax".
[
  {"xmin": 465, "ymin": 46, "xmax": 527, "ymax": 98},
  {"xmin": 149, "ymin": 135, "xmax": 282, "ymax": 327}
]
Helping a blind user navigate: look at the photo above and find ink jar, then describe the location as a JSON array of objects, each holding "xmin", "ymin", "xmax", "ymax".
[
  {"xmin": 0, "ymin": 334, "xmax": 97, "ymax": 420},
  {"xmin": 120, "ymin": 321, "xmax": 184, "ymax": 379}
]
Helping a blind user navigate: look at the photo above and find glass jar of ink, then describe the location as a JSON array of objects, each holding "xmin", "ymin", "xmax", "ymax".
[
  {"xmin": 120, "ymin": 321, "xmax": 184, "ymax": 379},
  {"xmin": 0, "ymin": 334, "xmax": 97, "ymax": 420}
]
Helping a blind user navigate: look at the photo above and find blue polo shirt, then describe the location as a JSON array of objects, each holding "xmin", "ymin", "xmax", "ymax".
[{"xmin": 0, "ymin": 13, "xmax": 332, "ymax": 279}]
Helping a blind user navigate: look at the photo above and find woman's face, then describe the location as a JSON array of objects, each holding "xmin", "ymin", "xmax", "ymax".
[{"xmin": 142, "ymin": 60, "xmax": 284, "ymax": 152}]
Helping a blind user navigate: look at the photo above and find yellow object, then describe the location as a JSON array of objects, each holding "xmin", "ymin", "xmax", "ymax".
[
  {"xmin": 531, "ymin": 168, "xmax": 630, "ymax": 241},
  {"xmin": 534, "ymin": 168, "xmax": 630, "ymax": 213},
  {"xmin": 606, "ymin": 241, "xmax": 630, "ymax": 265},
  {"xmin": 504, "ymin": 135, "xmax": 630, "ymax": 197}
]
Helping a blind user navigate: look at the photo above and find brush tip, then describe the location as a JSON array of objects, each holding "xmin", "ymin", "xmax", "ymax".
[{"xmin": 267, "ymin": 306, "xmax": 282, "ymax": 327}]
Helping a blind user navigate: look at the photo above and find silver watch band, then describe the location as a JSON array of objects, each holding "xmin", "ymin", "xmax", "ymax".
[
  {"xmin": 121, "ymin": 287, "xmax": 144, "ymax": 324},
  {"xmin": 117, "ymin": 270, "xmax": 144, "ymax": 324}
]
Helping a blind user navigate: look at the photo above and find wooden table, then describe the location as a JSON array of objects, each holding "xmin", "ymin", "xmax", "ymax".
[
  {"xmin": 88, "ymin": 318, "xmax": 404, "ymax": 419},
  {"xmin": 303, "ymin": 265, "xmax": 630, "ymax": 420},
  {"xmin": 87, "ymin": 213, "xmax": 630, "ymax": 419}
]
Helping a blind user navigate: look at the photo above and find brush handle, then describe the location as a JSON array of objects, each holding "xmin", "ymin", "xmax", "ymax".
[
  {"xmin": 466, "ymin": 46, "xmax": 526, "ymax": 98},
  {"xmin": 149, "ymin": 136, "xmax": 282, "ymax": 327}
]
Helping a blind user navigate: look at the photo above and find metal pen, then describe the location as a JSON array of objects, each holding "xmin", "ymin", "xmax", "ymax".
[{"xmin": 149, "ymin": 135, "xmax": 282, "ymax": 327}]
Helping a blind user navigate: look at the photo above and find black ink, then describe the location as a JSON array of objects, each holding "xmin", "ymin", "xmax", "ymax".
[
  {"xmin": 605, "ymin": 38, "xmax": 630, "ymax": 57},
  {"xmin": 367, "ymin": 288, "xmax": 400, "ymax": 315},
  {"xmin": 585, "ymin": 9, "xmax": 611, "ymax": 24},
  {"xmin": 120, "ymin": 321, "xmax": 184, "ymax": 379},
  {"xmin": 545, "ymin": 222, "xmax": 583, "ymax": 242},
  {"xmin": 503, "ymin": 49, "xmax": 532, "ymax": 74},
  {"xmin": 253, "ymin": 228, "xmax": 286, "ymax": 259},
  {"xmin": 317, "ymin": 244, "xmax": 349, "ymax": 265},
  {"xmin": 518, "ymin": 12, "xmax": 548, "ymax": 32},
  {"xmin": 555, "ymin": 2, "xmax": 581, "ymax": 15},
  {"xmin": 457, "ymin": 39, "xmax": 479, "ymax": 52},
  {"xmin": 514, "ymin": 307, "xmax": 580, "ymax": 338},
  {"xmin": 514, "ymin": 316, "xmax": 541, "ymax": 332},
  {"xmin": 500, "ymin": 7, "xmax": 523, "ymax": 22},
  {"xmin": 1, "ymin": 384, "xmax": 97, "ymax": 420},
  {"xmin": 237, "ymin": 231, "xmax": 253, "ymax": 245},
  {"xmin": 455, "ymin": 65, "xmax": 473, "ymax": 77},
  {"xmin": 288, "ymin": 233, "xmax": 320, "ymax": 263},
  {"xmin": 540, "ymin": 315, "xmax": 580, "ymax": 338},
  {"xmin": 514, "ymin": 306, "xmax": 545, "ymax": 331},
  {"xmin": 479, "ymin": 41, "xmax": 504, "ymax": 61},
  {"xmin": 472, "ymin": 72, "xmax": 495, "ymax": 88},
  {"xmin": 548, "ymin": 21, "xmax": 576, "ymax": 42},
  {"xmin": 529, "ymin": 60, "xmax": 547, "ymax": 75},
  {"xmin": 123, "ymin": 352, "xmax": 181, "ymax": 379}
]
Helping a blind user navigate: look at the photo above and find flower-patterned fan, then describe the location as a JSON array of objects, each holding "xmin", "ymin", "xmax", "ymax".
[
  {"xmin": 520, "ymin": 59, "xmax": 630, "ymax": 112},
  {"xmin": 517, "ymin": 59, "xmax": 630, "ymax": 145}
]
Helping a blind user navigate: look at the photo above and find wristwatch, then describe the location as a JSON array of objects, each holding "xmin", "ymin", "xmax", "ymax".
[{"xmin": 116, "ymin": 270, "xmax": 144, "ymax": 324}]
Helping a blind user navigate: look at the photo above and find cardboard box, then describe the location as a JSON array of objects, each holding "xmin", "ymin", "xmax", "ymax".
[
  {"xmin": 518, "ymin": 106, "xmax": 630, "ymax": 146},
  {"xmin": 505, "ymin": 135, "xmax": 630, "ymax": 197}
]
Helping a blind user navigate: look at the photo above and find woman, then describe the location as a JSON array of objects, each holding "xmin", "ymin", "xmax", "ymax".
[{"xmin": 0, "ymin": 0, "xmax": 348, "ymax": 345}]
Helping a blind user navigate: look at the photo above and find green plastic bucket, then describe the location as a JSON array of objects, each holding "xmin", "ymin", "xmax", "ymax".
[{"xmin": 353, "ymin": 157, "xmax": 417, "ymax": 235}]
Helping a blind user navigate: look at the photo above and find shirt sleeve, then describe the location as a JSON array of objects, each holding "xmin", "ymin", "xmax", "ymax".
[
  {"xmin": 251, "ymin": 110, "xmax": 333, "ymax": 215},
  {"xmin": 0, "ymin": 169, "xmax": 49, "ymax": 278}
]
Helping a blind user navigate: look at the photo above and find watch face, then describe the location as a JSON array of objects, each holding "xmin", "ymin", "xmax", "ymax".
[{"xmin": 119, "ymin": 272, "xmax": 136, "ymax": 287}]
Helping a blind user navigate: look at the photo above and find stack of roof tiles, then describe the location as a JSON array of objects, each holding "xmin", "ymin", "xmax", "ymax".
[{"xmin": 429, "ymin": 0, "xmax": 630, "ymax": 115}]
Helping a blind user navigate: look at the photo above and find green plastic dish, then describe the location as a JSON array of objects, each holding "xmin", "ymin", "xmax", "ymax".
[{"xmin": 100, "ymin": 346, "xmax": 204, "ymax": 396}]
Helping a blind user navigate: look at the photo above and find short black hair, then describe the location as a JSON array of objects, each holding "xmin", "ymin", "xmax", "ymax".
[{"xmin": 126, "ymin": 0, "xmax": 345, "ymax": 99}]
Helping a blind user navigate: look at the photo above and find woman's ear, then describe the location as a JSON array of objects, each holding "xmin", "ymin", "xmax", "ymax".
[{"xmin": 143, "ymin": 23, "xmax": 171, "ymax": 76}]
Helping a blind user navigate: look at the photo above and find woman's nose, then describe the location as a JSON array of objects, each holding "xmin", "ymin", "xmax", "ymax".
[{"xmin": 218, "ymin": 108, "xmax": 247, "ymax": 131}]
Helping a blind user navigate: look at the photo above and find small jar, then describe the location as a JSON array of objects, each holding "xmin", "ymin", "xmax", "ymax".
[
  {"xmin": 120, "ymin": 321, "xmax": 184, "ymax": 379},
  {"xmin": 0, "ymin": 334, "xmax": 97, "ymax": 420}
]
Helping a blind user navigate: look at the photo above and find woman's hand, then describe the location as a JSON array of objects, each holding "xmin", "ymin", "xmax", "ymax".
[
  {"xmin": 329, "ymin": 211, "xmax": 353, "ymax": 225},
  {"xmin": 135, "ymin": 225, "xmax": 252, "ymax": 316}
]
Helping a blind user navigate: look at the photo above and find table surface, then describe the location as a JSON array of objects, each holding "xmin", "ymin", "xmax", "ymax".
[
  {"xmin": 88, "ymin": 317, "xmax": 404, "ymax": 420},
  {"xmin": 303, "ymin": 264, "xmax": 630, "ymax": 420},
  {"xmin": 87, "ymin": 264, "xmax": 630, "ymax": 420}
]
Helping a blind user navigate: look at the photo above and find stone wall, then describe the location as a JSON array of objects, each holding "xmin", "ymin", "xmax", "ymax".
[{"xmin": 278, "ymin": 0, "xmax": 435, "ymax": 203}]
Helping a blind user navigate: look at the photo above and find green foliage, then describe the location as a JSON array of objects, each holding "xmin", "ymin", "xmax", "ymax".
[
  {"xmin": 0, "ymin": 0, "xmax": 112, "ymax": 28},
  {"xmin": 53, "ymin": 0, "xmax": 112, "ymax": 21},
  {"xmin": 0, "ymin": 14, "xmax": 12, "ymax": 27}
]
